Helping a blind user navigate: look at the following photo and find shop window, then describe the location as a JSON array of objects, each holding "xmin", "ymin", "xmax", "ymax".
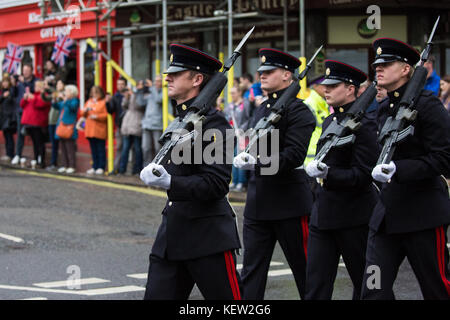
[
  {"xmin": 41, "ymin": 42, "xmax": 77, "ymax": 87},
  {"xmin": 21, "ymin": 50, "xmax": 33, "ymax": 68},
  {"xmin": 84, "ymin": 44, "xmax": 96, "ymax": 102}
]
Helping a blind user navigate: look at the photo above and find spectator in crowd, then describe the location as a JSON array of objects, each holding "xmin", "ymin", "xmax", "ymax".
[
  {"xmin": 82, "ymin": 86, "xmax": 108, "ymax": 175},
  {"xmin": 44, "ymin": 60, "xmax": 57, "ymax": 84},
  {"xmin": 20, "ymin": 80, "xmax": 51, "ymax": 169},
  {"xmin": 375, "ymin": 84, "xmax": 388, "ymax": 103},
  {"xmin": 358, "ymin": 80, "xmax": 379, "ymax": 113},
  {"xmin": 53, "ymin": 84, "xmax": 79, "ymax": 174},
  {"xmin": 137, "ymin": 76, "xmax": 163, "ymax": 166},
  {"xmin": 0, "ymin": 76, "xmax": 17, "ymax": 161},
  {"xmin": 12, "ymin": 63, "xmax": 39, "ymax": 166},
  {"xmin": 224, "ymin": 85, "xmax": 251, "ymax": 192},
  {"xmin": 46, "ymin": 79, "xmax": 64, "ymax": 171},
  {"xmin": 423, "ymin": 55, "xmax": 440, "ymax": 96},
  {"xmin": 106, "ymin": 77, "xmax": 127, "ymax": 174},
  {"xmin": 240, "ymin": 72, "xmax": 262, "ymax": 102},
  {"xmin": 439, "ymin": 75, "xmax": 450, "ymax": 112},
  {"xmin": 119, "ymin": 87, "xmax": 144, "ymax": 175}
]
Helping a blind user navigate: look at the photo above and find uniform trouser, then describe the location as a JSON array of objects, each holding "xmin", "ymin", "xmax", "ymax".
[
  {"xmin": 144, "ymin": 251, "xmax": 242, "ymax": 300},
  {"xmin": 361, "ymin": 225, "xmax": 450, "ymax": 300},
  {"xmin": 241, "ymin": 216, "xmax": 309, "ymax": 300},
  {"xmin": 305, "ymin": 224, "xmax": 369, "ymax": 300}
]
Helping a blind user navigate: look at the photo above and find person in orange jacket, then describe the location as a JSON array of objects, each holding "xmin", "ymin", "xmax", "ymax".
[{"xmin": 82, "ymin": 85, "xmax": 108, "ymax": 175}]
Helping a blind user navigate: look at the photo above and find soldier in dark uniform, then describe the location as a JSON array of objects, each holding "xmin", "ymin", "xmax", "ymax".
[
  {"xmin": 140, "ymin": 44, "xmax": 242, "ymax": 300},
  {"xmin": 361, "ymin": 38, "xmax": 450, "ymax": 299},
  {"xmin": 304, "ymin": 60, "xmax": 379, "ymax": 300},
  {"xmin": 233, "ymin": 48, "xmax": 316, "ymax": 299}
]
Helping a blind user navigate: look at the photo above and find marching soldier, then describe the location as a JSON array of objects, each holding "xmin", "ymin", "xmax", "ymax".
[
  {"xmin": 140, "ymin": 44, "xmax": 242, "ymax": 300},
  {"xmin": 361, "ymin": 38, "xmax": 450, "ymax": 299},
  {"xmin": 234, "ymin": 48, "xmax": 316, "ymax": 299},
  {"xmin": 304, "ymin": 60, "xmax": 379, "ymax": 299}
]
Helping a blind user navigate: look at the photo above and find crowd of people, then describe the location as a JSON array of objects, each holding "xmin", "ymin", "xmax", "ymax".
[{"xmin": 0, "ymin": 57, "xmax": 449, "ymax": 182}]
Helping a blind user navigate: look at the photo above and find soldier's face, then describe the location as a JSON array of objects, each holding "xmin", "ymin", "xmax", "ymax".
[
  {"xmin": 375, "ymin": 61, "xmax": 410, "ymax": 90},
  {"xmin": 259, "ymin": 68, "xmax": 291, "ymax": 93},
  {"xmin": 165, "ymin": 70, "xmax": 202, "ymax": 103},
  {"xmin": 323, "ymin": 82, "xmax": 354, "ymax": 107}
]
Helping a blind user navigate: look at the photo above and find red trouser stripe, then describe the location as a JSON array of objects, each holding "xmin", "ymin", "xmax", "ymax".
[
  {"xmin": 301, "ymin": 216, "xmax": 309, "ymax": 259},
  {"xmin": 224, "ymin": 251, "xmax": 241, "ymax": 300},
  {"xmin": 435, "ymin": 226, "xmax": 450, "ymax": 297}
]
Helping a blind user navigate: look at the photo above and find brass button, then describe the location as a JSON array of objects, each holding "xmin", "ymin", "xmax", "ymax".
[
  {"xmin": 267, "ymin": 104, "xmax": 271, "ymax": 108},
  {"xmin": 390, "ymin": 103, "xmax": 394, "ymax": 108},
  {"xmin": 272, "ymin": 93, "xmax": 277, "ymax": 99},
  {"xmin": 182, "ymin": 104, "xmax": 187, "ymax": 110},
  {"xmin": 168, "ymin": 201, "xmax": 173, "ymax": 206},
  {"xmin": 257, "ymin": 155, "xmax": 260, "ymax": 158},
  {"xmin": 167, "ymin": 160, "xmax": 171, "ymax": 164},
  {"xmin": 394, "ymin": 91, "xmax": 399, "ymax": 97},
  {"xmin": 339, "ymin": 107, "xmax": 344, "ymax": 113},
  {"xmin": 333, "ymin": 117, "xmax": 337, "ymax": 121}
]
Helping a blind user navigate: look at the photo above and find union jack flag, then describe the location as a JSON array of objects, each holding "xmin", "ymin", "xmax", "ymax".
[
  {"xmin": 2, "ymin": 42, "xmax": 24, "ymax": 75},
  {"xmin": 51, "ymin": 34, "xmax": 75, "ymax": 67}
]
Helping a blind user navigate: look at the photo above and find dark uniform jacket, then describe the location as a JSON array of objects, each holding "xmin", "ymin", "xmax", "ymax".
[
  {"xmin": 310, "ymin": 102, "xmax": 380, "ymax": 230},
  {"xmin": 244, "ymin": 87, "xmax": 316, "ymax": 220},
  {"xmin": 151, "ymin": 97, "xmax": 241, "ymax": 261},
  {"xmin": 369, "ymin": 83, "xmax": 450, "ymax": 234}
]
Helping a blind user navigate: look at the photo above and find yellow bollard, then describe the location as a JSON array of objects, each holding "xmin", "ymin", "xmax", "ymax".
[{"xmin": 106, "ymin": 61, "xmax": 114, "ymax": 174}]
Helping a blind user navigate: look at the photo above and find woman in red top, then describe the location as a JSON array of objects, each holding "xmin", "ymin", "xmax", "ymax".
[{"xmin": 20, "ymin": 80, "xmax": 51, "ymax": 168}]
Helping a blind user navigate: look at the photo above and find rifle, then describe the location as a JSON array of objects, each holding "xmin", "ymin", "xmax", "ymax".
[
  {"xmin": 377, "ymin": 16, "xmax": 440, "ymax": 174},
  {"xmin": 151, "ymin": 27, "xmax": 255, "ymax": 176},
  {"xmin": 243, "ymin": 45, "xmax": 323, "ymax": 160},
  {"xmin": 314, "ymin": 81, "xmax": 378, "ymax": 169}
]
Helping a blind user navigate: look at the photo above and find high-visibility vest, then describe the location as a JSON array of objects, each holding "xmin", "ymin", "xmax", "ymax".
[{"xmin": 303, "ymin": 89, "xmax": 330, "ymax": 166}]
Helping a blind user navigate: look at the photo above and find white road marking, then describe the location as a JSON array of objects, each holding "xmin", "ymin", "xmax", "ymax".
[
  {"xmin": 127, "ymin": 273, "xmax": 148, "ymax": 280},
  {"xmin": 0, "ymin": 232, "xmax": 24, "ymax": 243},
  {"xmin": 236, "ymin": 261, "xmax": 284, "ymax": 270},
  {"xmin": 0, "ymin": 284, "xmax": 144, "ymax": 296},
  {"xmin": 268, "ymin": 269, "xmax": 293, "ymax": 277},
  {"xmin": 21, "ymin": 297, "xmax": 48, "ymax": 300},
  {"xmin": 127, "ymin": 261, "xmax": 286, "ymax": 280},
  {"xmin": 33, "ymin": 277, "xmax": 110, "ymax": 288}
]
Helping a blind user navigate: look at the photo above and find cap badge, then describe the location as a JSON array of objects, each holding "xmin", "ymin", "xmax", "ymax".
[
  {"xmin": 325, "ymin": 68, "xmax": 331, "ymax": 76},
  {"xmin": 169, "ymin": 54, "xmax": 173, "ymax": 63},
  {"xmin": 261, "ymin": 56, "xmax": 266, "ymax": 63},
  {"xmin": 377, "ymin": 47, "xmax": 382, "ymax": 55}
]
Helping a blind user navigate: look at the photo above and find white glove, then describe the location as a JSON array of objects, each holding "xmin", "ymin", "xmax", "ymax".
[
  {"xmin": 305, "ymin": 160, "xmax": 329, "ymax": 179},
  {"xmin": 140, "ymin": 163, "xmax": 171, "ymax": 190},
  {"xmin": 233, "ymin": 152, "xmax": 256, "ymax": 170},
  {"xmin": 371, "ymin": 161, "xmax": 396, "ymax": 183}
]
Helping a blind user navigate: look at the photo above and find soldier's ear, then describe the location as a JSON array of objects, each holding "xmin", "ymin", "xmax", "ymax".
[{"xmin": 192, "ymin": 72, "xmax": 204, "ymax": 88}]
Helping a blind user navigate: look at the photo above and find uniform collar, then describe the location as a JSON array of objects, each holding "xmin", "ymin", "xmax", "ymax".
[
  {"xmin": 266, "ymin": 86, "xmax": 288, "ymax": 107},
  {"xmin": 335, "ymin": 101, "xmax": 354, "ymax": 114},
  {"xmin": 175, "ymin": 96, "xmax": 197, "ymax": 118},
  {"xmin": 387, "ymin": 81, "xmax": 408, "ymax": 104}
]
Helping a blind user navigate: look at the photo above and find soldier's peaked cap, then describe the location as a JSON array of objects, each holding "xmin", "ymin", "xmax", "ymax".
[
  {"xmin": 321, "ymin": 60, "xmax": 367, "ymax": 86},
  {"xmin": 257, "ymin": 48, "xmax": 301, "ymax": 73},
  {"xmin": 164, "ymin": 44, "xmax": 222, "ymax": 75},
  {"xmin": 372, "ymin": 38, "xmax": 420, "ymax": 67}
]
